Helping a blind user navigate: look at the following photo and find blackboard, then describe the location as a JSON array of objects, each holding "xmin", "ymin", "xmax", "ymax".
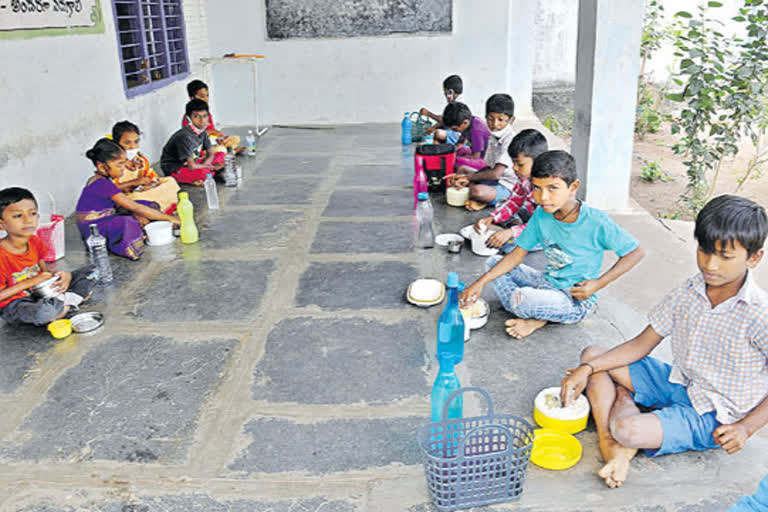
[{"xmin": 265, "ymin": 0, "xmax": 452, "ymax": 40}]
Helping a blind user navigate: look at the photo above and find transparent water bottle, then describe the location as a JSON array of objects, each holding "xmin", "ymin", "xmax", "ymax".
[
  {"xmin": 416, "ymin": 192, "xmax": 434, "ymax": 248},
  {"xmin": 437, "ymin": 272, "xmax": 465, "ymax": 364},
  {"xmin": 246, "ymin": 130, "xmax": 257, "ymax": 156},
  {"xmin": 431, "ymin": 356, "xmax": 462, "ymax": 423},
  {"xmin": 204, "ymin": 172, "xmax": 219, "ymax": 209},
  {"xmin": 86, "ymin": 224, "xmax": 113, "ymax": 284}
]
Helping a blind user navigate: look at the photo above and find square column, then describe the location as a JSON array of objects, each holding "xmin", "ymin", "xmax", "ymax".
[{"xmin": 571, "ymin": 0, "xmax": 644, "ymax": 211}]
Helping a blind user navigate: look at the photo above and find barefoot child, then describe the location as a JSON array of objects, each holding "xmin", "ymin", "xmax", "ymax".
[
  {"xmin": 184, "ymin": 79, "xmax": 242, "ymax": 155},
  {"xmin": 441, "ymin": 102, "xmax": 490, "ymax": 160},
  {"xmin": 77, "ymin": 138, "xmax": 180, "ymax": 260},
  {"xmin": 0, "ymin": 188, "xmax": 97, "ymax": 326},
  {"xmin": 449, "ymin": 93, "xmax": 517, "ymax": 211},
  {"xmin": 161, "ymin": 99, "xmax": 226, "ymax": 185},
  {"xmin": 419, "ymin": 74, "xmax": 463, "ymax": 145},
  {"xmin": 459, "ymin": 150, "xmax": 644, "ymax": 338},
  {"xmin": 473, "ymin": 129, "xmax": 548, "ymax": 253},
  {"xmin": 111, "ymin": 121, "xmax": 180, "ymax": 214},
  {"xmin": 561, "ymin": 195, "xmax": 768, "ymax": 489}
]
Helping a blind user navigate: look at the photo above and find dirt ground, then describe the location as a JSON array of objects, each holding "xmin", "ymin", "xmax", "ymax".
[{"xmin": 629, "ymin": 126, "xmax": 768, "ymax": 219}]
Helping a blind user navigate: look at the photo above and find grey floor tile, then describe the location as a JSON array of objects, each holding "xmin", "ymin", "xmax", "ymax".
[
  {"xmin": 1, "ymin": 335, "xmax": 236, "ymax": 462},
  {"xmin": 295, "ymin": 262, "xmax": 417, "ymax": 310},
  {"xmin": 323, "ymin": 189, "xmax": 413, "ymax": 217},
  {"xmin": 311, "ymin": 221, "xmax": 414, "ymax": 253},
  {"xmin": 0, "ymin": 323, "xmax": 54, "ymax": 393},
  {"xmin": 131, "ymin": 260, "xmax": 274, "ymax": 322},
  {"xmin": 254, "ymin": 317, "xmax": 428, "ymax": 404},
  {"xmin": 199, "ymin": 211, "xmax": 301, "ymax": 249},
  {"xmin": 338, "ymin": 163, "xmax": 412, "ymax": 187},
  {"xmin": 226, "ymin": 178, "xmax": 316, "ymax": 206},
  {"xmin": 255, "ymin": 155, "xmax": 332, "ymax": 176},
  {"xmin": 229, "ymin": 416, "xmax": 424, "ymax": 473}
]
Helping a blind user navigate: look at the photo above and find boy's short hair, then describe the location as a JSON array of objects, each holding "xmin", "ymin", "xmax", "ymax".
[
  {"xmin": 111, "ymin": 120, "xmax": 140, "ymax": 143},
  {"xmin": 531, "ymin": 150, "xmax": 577, "ymax": 186},
  {"xmin": 85, "ymin": 138, "xmax": 124, "ymax": 166},
  {"xmin": 442, "ymin": 102, "xmax": 472, "ymax": 128},
  {"xmin": 187, "ymin": 79, "xmax": 208, "ymax": 98},
  {"xmin": 508, "ymin": 129, "xmax": 548, "ymax": 160},
  {"xmin": 695, "ymin": 195, "xmax": 767, "ymax": 257},
  {"xmin": 0, "ymin": 187, "xmax": 36, "ymax": 217},
  {"xmin": 185, "ymin": 98, "xmax": 209, "ymax": 117},
  {"xmin": 442, "ymin": 75, "xmax": 463, "ymax": 95},
  {"xmin": 486, "ymin": 93, "xmax": 515, "ymax": 117}
]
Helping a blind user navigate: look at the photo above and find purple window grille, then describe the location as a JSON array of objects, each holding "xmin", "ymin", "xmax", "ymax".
[{"xmin": 112, "ymin": 0, "xmax": 190, "ymax": 98}]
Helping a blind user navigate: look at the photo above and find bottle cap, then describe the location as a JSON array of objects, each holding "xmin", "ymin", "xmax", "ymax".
[
  {"xmin": 446, "ymin": 272, "xmax": 459, "ymax": 288},
  {"xmin": 417, "ymin": 192, "xmax": 428, "ymax": 200},
  {"xmin": 178, "ymin": 192, "xmax": 189, "ymax": 200}
]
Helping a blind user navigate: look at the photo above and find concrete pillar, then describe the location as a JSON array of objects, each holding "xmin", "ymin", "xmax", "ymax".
[
  {"xmin": 506, "ymin": 0, "xmax": 536, "ymax": 119},
  {"xmin": 571, "ymin": 0, "xmax": 644, "ymax": 211}
]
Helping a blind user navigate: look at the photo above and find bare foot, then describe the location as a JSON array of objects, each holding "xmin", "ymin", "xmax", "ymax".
[
  {"xmin": 192, "ymin": 179, "xmax": 204, "ymax": 187},
  {"xmin": 53, "ymin": 305, "xmax": 71, "ymax": 321},
  {"xmin": 464, "ymin": 200, "xmax": 487, "ymax": 211},
  {"xmin": 233, "ymin": 146, "xmax": 246, "ymax": 155},
  {"xmin": 504, "ymin": 318, "xmax": 546, "ymax": 338},
  {"xmin": 597, "ymin": 436, "xmax": 636, "ymax": 488}
]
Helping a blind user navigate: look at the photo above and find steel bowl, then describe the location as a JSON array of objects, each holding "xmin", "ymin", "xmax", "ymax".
[
  {"xmin": 31, "ymin": 275, "xmax": 61, "ymax": 299},
  {"xmin": 70, "ymin": 312, "xmax": 105, "ymax": 333}
]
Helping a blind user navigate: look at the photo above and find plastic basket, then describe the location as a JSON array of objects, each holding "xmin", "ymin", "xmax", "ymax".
[
  {"xmin": 418, "ymin": 387, "xmax": 534, "ymax": 511},
  {"xmin": 34, "ymin": 193, "xmax": 65, "ymax": 262},
  {"xmin": 411, "ymin": 112, "xmax": 434, "ymax": 142}
]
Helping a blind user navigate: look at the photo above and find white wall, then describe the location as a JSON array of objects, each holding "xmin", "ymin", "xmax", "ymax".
[
  {"xmin": 0, "ymin": 0, "xmax": 210, "ymax": 215},
  {"xmin": 204, "ymin": 0, "xmax": 535, "ymax": 127}
]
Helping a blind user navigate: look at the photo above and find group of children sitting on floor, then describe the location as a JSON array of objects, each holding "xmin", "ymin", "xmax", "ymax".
[
  {"xmin": 423, "ymin": 74, "xmax": 768, "ymax": 490},
  {"xmin": 0, "ymin": 80, "xmax": 238, "ymax": 326}
]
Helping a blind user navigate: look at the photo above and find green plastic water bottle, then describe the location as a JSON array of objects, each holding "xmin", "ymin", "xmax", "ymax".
[{"xmin": 177, "ymin": 192, "xmax": 198, "ymax": 244}]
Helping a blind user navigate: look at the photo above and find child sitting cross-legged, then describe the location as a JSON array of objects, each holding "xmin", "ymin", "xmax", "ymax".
[
  {"xmin": 459, "ymin": 150, "xmax": 645, "ymax": 338},
  {"xmin": 77, "ymin": 138, "xmax": 180, "ymax": 261},
  {"xmin": 561, "ymin": 195, "xmax": 768, "ymax": 489},
  {"xmin": 441, "ymin": 102, "xmax": 490, "ymax": 160},
  {"xmin": 0, "ymin": 187, "xmax": 98, "ymax": 326},
  {"xmin": 449, "ymin": 93, "xmax": 518, "ymax": 211},
  {"xmin": 111, "ymin": 121, "xmax": 180, "ymax": 214},
  {"xmin": 473, "ymin": 129, "xmax": 548, "ymax": 253},
  {"xmin": 184, "ymin": 79, "xmax": 242, "ymax": 155},
  {"xmin": 161, "ymin": 99, "xmax": 226, "ymax": 186}
]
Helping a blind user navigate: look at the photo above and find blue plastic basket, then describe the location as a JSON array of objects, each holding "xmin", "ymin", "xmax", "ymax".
[{"xmin": 418, "ymin": 387, "xmax": 534, "ymax": 511}]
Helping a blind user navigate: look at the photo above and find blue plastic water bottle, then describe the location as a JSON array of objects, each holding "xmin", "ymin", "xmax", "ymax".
[
  {"xmin": 401, "ymin": 112, "xmax": 413, "ymax": 145},
  {"xmin": 437, "ymin": 272, "xmax": 465, "ymax": 364},
  {"xmin": 431, "ymin": 356, "xmax": 462, "ymax": 423}
]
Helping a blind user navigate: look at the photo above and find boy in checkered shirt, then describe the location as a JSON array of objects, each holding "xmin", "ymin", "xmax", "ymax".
[{"xmin": 561, "ymin": 195, "xmax": 768, "ymax": 489}]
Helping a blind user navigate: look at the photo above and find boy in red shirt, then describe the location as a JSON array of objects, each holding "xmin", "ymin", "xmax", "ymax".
[{"xmin": 0, "ymin": 188, "xmax": 97, "ymax": 326}]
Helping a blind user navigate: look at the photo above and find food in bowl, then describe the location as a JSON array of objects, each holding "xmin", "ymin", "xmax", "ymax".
[
  {"xmin": 460, "ymin": 298, "xmax": 489, "ymax": 329},
  {"xmin": 533, "ymin": 386, "xmax": 590, "ymax": 434}
]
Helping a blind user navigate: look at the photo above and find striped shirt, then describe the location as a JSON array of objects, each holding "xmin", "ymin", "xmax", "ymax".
[{"xmin": 648, "ymin": 272, "xmax": 768, "ymax": 424}]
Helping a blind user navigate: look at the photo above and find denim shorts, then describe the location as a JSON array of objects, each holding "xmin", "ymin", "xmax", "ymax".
[
  {"xmin": 630, "ymin": 356, "xmax": 720, "ymax": 457},
  {"xmin": 474, "ymin": 181, "xmax": 511, "ymax": 205},
  {"xmin": 445, "ymin": 129, "xmax": 461, "ymax": 145}
]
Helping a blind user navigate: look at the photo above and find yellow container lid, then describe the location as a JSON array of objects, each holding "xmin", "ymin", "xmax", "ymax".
[
  {"xmin": 47, "ymin": 319, "xmax": 72, "ymax": 339},
  {"xmin": 530, "ymin": 428, "xmax": 582, "ymax": 470}
]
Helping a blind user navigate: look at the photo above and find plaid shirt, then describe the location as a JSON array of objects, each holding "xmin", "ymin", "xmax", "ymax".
[
  {"xmin": 648, "ymin": 272, "xmax": 768, "ymax": 424},
  {"xmin": 490, "ymin": 177, "xmax": 536, "ymax": 224}
]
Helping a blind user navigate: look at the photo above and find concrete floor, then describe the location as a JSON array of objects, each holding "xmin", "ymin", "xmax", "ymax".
[{"xmin": 0, "ymin": 124, "xmax": 766, "ymax": 511}]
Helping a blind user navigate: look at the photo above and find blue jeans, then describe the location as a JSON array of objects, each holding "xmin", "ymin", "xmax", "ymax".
[
  {"xmin": 486, "ymin": 257, "xmax": 593, "ymax": 324},
  {"xmin": 445, "ymin": 129, "xmax": 461, "ymax": 145},
  {"xmin": 729, "ymin": 474, "xmax": 768, "ymax": 511}
]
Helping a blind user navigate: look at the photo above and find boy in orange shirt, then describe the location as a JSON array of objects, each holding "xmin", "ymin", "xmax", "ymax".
[{"xmin": 0, "ymin": 188, "xmax": 97, "ymax": 326}]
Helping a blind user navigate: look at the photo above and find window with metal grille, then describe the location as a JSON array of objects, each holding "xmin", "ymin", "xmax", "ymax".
[{"xmin": 112, "ymin": 0, "xmax": 190, "ymax": 97}]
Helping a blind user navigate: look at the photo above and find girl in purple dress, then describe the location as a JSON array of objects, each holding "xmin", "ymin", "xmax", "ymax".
[{"xmin": 76, "ymin": 138, "xmax": 180, "ymax": 260}]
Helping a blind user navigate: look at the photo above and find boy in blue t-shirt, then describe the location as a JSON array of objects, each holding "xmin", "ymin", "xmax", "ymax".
[{"xmin": 460, "ymin": 150, "xmax": 645, "ymax": 338}]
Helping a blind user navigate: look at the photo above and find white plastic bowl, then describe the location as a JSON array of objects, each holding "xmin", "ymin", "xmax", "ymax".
[{"xmin": 145, "ymin": 221, "xmax": 174, "ymax": 246}]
